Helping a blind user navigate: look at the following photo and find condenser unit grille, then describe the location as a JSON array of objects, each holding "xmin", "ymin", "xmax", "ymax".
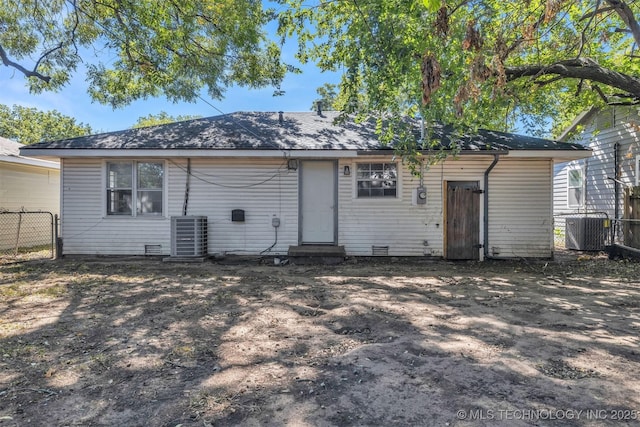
[
  {"xmin": 565, "ymin": 217, "xmax": 606, "ymax": 251},
  {"xmin": 171, "ymin": 216, "xmax": 208, "ymax": 257}
]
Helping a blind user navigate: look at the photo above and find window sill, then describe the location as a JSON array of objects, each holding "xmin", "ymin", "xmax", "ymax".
[
  {"xmin": 354, "ymin": 197, "xmax": 402, "ymax": 202},
  {"xmin": 103, "ymin": 215, "xmax": 168, "ymax": 220}
]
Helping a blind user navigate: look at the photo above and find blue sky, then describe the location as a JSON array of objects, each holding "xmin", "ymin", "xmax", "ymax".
[{"xmin": 0, "ymin": 49, "xmax": 340, "ymax": 134}]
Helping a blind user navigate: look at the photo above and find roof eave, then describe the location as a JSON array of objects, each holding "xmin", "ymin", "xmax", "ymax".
[
  {"xmin": 18, "ymin": 148, "xmax": 362, "ymax": 159},
  {"xmin": 507, "ymin": 150, "xmax": 592, "ymax": 160},
  {"xmin": 0, "ymin": 154, "xmax": 60, "ymax": 169},
  {"xmin": 557, "ymin": 107, "xmax": 599, "ymax": 142}
]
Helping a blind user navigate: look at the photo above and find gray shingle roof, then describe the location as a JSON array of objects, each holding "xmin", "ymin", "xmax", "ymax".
[
  {"xmin": 1, "ymin": 136, "xmax": 60, "ymax": 168},
  {"xmin": 21, "ymin": 111, "xmax": 588, "ymax": 153}
]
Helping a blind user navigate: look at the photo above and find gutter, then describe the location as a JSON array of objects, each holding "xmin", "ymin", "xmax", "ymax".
[
  {"xmin": 483, "ymin": 153, "xmax": 502, "ymax": 259},
  {"xmin": 355, "ymin": 149, "xmax": 509, "ymax": 156}
]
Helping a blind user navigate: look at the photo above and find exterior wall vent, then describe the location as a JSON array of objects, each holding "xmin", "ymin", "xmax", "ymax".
[
  {"xmin": 372, "ymin": 245, "xmax": 389, "ymax": 256},
  {"xmin": 171, "ymin": 216, "xmax": 208, "ymax": 257},
  {"xmin": 144, "ymin": 244, "xmax": 162, "ymax": 255},
  {"xmin": 565, "ymin": 217, "xmax": 606, "ymax": 251}
]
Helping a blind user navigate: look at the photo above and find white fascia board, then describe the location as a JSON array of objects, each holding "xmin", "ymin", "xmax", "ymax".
[
  {"xmin": 0, "ymin": 154, "xmax": 60, "ymax": 169},
  {"xmin": 18, "ymin": 149, "xmax": 360, "ymax": 159},
  {"xmin": 506, "ymin": 150, "xmax": 592, "ymax": 161}
]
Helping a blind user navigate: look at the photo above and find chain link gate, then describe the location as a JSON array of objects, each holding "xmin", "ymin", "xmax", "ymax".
[{"xmin": 0, "ymin": 211, "xmax": 55, "ymax": 261}]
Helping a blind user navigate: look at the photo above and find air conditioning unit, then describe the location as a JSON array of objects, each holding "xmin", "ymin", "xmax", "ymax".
[
  {"xmin": 565, "ymin": 217, "xmax": 606, "ymax": 251},
  {"xmin": 171, "ymin": 216, "xmax": 208, "ymax": 257}
]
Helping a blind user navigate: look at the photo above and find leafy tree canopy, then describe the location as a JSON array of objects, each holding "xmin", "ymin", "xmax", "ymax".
[
  {"xmin": 277, "ymin": 0, "xmax": 640, "ymax": 138},
  {"xmin": 311, "ymin": 83, "xmax": 339, "ymax": 111},
  {"xmin": 132, "ymin": 111, "xmax": 203, "ymax": 128},
  {"xmin": 0, "ymin": 104, "xmax": 92, "ymax": 144},
  {"xmin": 0, "ymin": 0, "xmax": 291, "ymax": 107}
]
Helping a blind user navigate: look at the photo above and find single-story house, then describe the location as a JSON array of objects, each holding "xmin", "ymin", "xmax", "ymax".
[
  {"xmin": 21, "ymin": 111, "xmax": 589, "ymax": 260},
  {"xmin": 553, "ymin": 106, "xmax": 640, "ymax": 248},
  {"xmin": 1, "ymin": 137, "xmax": 60, "ymax": 213}
]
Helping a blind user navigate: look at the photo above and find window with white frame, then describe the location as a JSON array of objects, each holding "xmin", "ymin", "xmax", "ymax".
[
  {"xmin": 106, "ymin": 161, "xmax": 164, "ymax": 216},
  {"xmin": 567, "ymin": 167, "xmax": 583, "ymax": 208},
  {"xmin": 356, "ymin": 162, "xmax": 397, "ymax": 197},
  {"xmin": 636, "ymin": 155, "xmax": 640, "ymax": 186}
]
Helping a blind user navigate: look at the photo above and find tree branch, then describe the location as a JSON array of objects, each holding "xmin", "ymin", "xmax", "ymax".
[
  {"xmin": 0, "ymin": 44, "xmax": 51, "ymax": 83},
  {"xmin": 33, "ymin": 42, "xmax": 64, "ymax": 74},
  {"xmin": 505, "ymin": 58, "xmax": 640, "ymax": 99},
  {"xmin": 500, "ymin": 13, "xmax": 546, "ymax": 61},
  {"xmin": 580, "ymin": 5, "xmax": 615, "ymax": 21},
  {"xmin": 604, "ymin": 0, "xmax": 640, "ymax": 47},
  {"xmin": 533, "ymin": 75, "xmax": 565, "ymax": 86},
  {"xmin": 577, "ymin": 0, "xmax": 601, "ymax": 58}
]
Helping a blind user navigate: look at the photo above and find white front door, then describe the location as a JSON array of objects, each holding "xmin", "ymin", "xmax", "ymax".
[{"xmin": 300, "ymin": 160, "xmax": 336, "ymax": 244}]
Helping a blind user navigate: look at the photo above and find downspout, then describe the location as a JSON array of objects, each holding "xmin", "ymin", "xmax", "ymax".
[
  {"xmin": 483, "ymin": 153, "xmax": 502, "ymax": 259},
  {"xmin": 614, "ymin": 142, "xmax": 620, "ymax": 221},
  {"xmin": 183, "ymin": 158, "xmax": 191, "ymax": 216},
  {"xmin": 614, "ymin": 142, "xmax": 620, "ymax": 245}
]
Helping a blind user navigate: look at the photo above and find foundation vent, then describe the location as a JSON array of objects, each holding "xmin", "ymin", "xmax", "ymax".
[
  {"xmin": 372, "ymin": 245, "xmax": 389, "ymax": 256},
  {"xmin": 144, "ymin": 244, "xmax": 162, "ymax": 255}
]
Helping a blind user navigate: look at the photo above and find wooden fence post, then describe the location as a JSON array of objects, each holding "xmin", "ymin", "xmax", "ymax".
[
  {"xmin": 625, "ymin": 186, "xmax": 640, "ymax": 249},
  {"xmin": 14, "ymin": 212, "xmax": 23, "ymax": 256}
]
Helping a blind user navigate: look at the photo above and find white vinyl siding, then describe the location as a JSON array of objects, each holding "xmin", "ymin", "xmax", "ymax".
[
  {"xmin": 339, "ymin": 156, "xmax": 553, "ymax": 258},
  {"xmin": 339, "ymin": 157, "xmax": 425, "ymax": 256},
  {"xmin": 488, "ymin": 159, "xmax": 553, "ymax": 258},
  {"xmin": 167, "ymin": 158, "xmax": 298, "ymax": 256},
  {"xmin": 62, "ymin": 158, "xmax": 297, "ymax": 256},
  {"xmin": 553, "ymin": 106, "xmax": 640, "ymax": 230},
  {"xmin": 0, "ymin": 162, "xmax": 59, "ymax": 213},
  {"xmin": 61, "ymin": 159, "xmax": 170, "ymax": 255},
  {"xmin": 62, "ymin": 155, "xmax": 555, "ymax": 258}
]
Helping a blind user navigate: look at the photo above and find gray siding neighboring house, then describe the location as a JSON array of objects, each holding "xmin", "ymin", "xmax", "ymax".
[
  {"xmin": 553, "ymin": 107, "xmax": 640, "ymax": 243},
  {"xmin": 22, "ymin": 111, "xmax": 589, "ymax": 260}
]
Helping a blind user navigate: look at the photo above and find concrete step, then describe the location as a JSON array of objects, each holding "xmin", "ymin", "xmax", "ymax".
[{"xmin": 287, "ymin": 245, "xmax": 346, "ymax": 264}]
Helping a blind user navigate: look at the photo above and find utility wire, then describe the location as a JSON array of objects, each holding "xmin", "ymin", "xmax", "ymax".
[{"xmin": 170, "ymin": 160, "xmax": 284, "ymax": 189}]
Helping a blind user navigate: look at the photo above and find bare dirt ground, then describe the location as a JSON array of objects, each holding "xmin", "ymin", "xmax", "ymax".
[{"xmin": 1, "ymin": 252, "xmax": 640, "ymax": 427}]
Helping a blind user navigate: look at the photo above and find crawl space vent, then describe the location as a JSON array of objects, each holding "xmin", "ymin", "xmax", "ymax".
[
  {"xmin": 144, "ymin": 244, "xmax": 162, "ymax": 255},
  {"xmin": 372, "ymin": 245, "xmax": 389, "ymax": 256}
]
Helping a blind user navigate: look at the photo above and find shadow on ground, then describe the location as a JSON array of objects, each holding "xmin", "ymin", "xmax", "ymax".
[{"xmin": 0, "ymin": 253, "xmax": 639, "ymax": 426}]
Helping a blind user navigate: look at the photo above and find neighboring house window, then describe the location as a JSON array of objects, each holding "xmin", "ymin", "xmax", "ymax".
[
  {"xmin": 107, "ymin": 161, "xmax": 164, "ymax": 216},
  {"xmin": 567, "ymin": 168, "xmax": 583, "ymax": 208},
  {"xmin": 357, "ymin": 163, "xmax": 397, "ymax": 197},
  {"xmin": 636, "ymin": 155, "xmax": 640, "ymax": 186}
]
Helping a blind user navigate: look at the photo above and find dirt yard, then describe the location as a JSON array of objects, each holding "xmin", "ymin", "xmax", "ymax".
[{"xmin": 1, "ymin": 253, "xmax": 639, "ymax": 427}]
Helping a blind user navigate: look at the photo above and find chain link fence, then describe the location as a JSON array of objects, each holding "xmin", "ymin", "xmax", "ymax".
[
  {"xmin": 553, "ymin": 217, "xmax": 566, "ymax": 250},
  {"xmin": 0, "ymin": 211, "xmax": 55, "ymax": 262}
]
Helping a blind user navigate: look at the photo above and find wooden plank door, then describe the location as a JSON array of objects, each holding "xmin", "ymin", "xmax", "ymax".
[{"xmin": 445, "ymin": 181, "xmax": 480, "ymax": 260}]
